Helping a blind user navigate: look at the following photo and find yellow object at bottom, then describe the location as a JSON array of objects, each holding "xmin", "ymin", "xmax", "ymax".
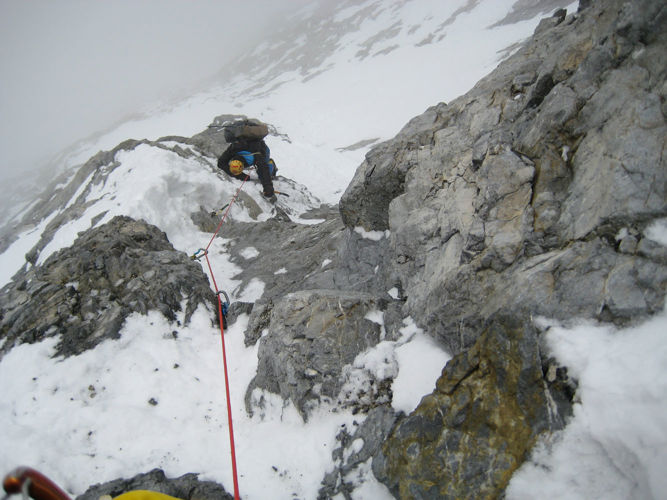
[{"xmin": 111, "ymin": 490, "xmax": 182, "ymax": 500}]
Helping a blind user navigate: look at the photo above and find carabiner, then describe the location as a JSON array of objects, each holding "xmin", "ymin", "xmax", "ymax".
[
  {"xmin": 217, "ymin": 290, "xmax": 231, "ymax": 306},
  {"xmin": 191, "ymin": 248, "xmax": 208, "ymax": 261}
]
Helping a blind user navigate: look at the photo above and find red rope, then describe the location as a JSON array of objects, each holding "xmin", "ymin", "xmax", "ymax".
[
  {"xmin": 200, "ymin": 175, "xmax": 249, "ymax": 500},
  {"xmin": 205, "ymin": 176, "xmax": 249, "ymax": 252}
]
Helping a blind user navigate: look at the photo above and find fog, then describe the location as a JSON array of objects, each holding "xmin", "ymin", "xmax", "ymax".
[{"xmin": 0, "ymin": 0, "xmax": 307, "ymax": 204}]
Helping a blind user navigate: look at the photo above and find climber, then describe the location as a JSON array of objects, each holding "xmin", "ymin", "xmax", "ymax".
[{"xmin": 217, "ymin": 118, "xmax": 278, "ymax": 202}]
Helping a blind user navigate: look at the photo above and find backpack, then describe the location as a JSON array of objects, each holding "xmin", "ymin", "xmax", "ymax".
[{"xmin": 223, "ymin": 119, "xmax": 269, "ymax": 143}]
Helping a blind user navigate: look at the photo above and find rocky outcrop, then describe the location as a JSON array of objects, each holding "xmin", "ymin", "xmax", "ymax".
[
  {"xmin": 0, "ymin": 216, "xmax": 214, "ymax": 358},
  {"xmin": 335, "ymin": 1, "xmax": 667, "ymax": 498},
  {"xmin": 76, "ymin": 468, "xmax": 233, "ymax": 500},
  {"xmin": 319, "ymin": 405, "xmax": 399, "ymax": 499},
  {"xmin": 372, "ymin": 313, "xmax": 573, "ymax": 499},
  {"xmin": 339, "ymin": 0, "xmax": 667, "ymax": 355},
  {"xmin": 245, "ymin": 289, "xmax": 390, "ymax": 420},
  {"xmin": 220, "ymin": 2, "xmax": 666, "ymax": 497},
  {"xmin": 222, "ymin": 205, "xmax": 410, "ymax": 423},
  {"xmin": 339, "ymin": 105, "xmax": 448, "ymax": 232},
  {"xmin": 204, "ymin": 205, "xmax": 346, "ymax": 307}
]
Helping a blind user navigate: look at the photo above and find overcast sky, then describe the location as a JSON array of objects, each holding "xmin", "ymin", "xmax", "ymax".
[{"xmin": 0, "ymin": 0, "xmax": 307, "ymax": 187}]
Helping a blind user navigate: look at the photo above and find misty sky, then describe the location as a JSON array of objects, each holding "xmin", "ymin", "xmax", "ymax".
[{"xmin": 0, "ymin": 0, "xmax": 307, "ymax": 185}]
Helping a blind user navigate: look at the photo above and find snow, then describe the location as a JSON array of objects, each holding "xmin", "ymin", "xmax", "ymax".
[
  {"xmin": 0, "ymin": 211, "xmax": 57, "ymax": 284},
  {"xmin": 2, "ymin": 1, "xmax": 665, "ymax": 499},
  {"xmin": 36, "ymin": 145, "xmax": 234, "ymax": 265},
  {"xmin": 0, "ymin": 308, "xmax": 358, "ymax": 499},
  {"xmin": 234, "ymin": 278, "xmax": 265, "ymax": 304},
  {"xmin": 392, "ymin": 319, "xmax": 452, "ymax": 414},
  {"xmin": 239, "ymin": 247, "xmax": 259, "ymax": 260},
  {"xmin": 51, "ymin": 0, "xmax": 576, "ymax": 209},
  {"xmin": 27, "ymin": 143, "xmax": 317, "ymax": 273},
  {"xmin": 343, "ymin": 459, "xmax": 392, "ymax": 500},
  {"xmin": 506, "ymin": 306, "xmax": 667, "ymax": 500},
  {"xmin": 645, "ymin": 217, "xmax": 667, "ymax": 245},
  {"xmin": 354, "ymin": 227, "xmax": 390, "ymax": 241},
  {"xmin": 350, "ymin": 342, "xmax": 399, "ymax": 383},
  {"xmin": 363, "ymin": 310, "xmax": 384, "ymax": 326}
]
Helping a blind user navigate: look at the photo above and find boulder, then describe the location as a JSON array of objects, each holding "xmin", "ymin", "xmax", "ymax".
[
  {"xmin": 0, "ymin": 216, "xmax": 215, "ymax": 358},
  {"xmin": 372, "ymin": 313, "xmax": 572, "ymax": 499},
  {"xmin": 245, "ymin": 289, "xmax": 388, "ymax": 420}
]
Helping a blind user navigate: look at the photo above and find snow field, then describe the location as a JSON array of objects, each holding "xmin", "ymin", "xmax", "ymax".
[
  {"xmin": 0, "ymin": 303, "xmax": 451, "ymax": 498},
  {"xmin": 51, "ymin": 2, "xmax": 578, "ymax": 211}
]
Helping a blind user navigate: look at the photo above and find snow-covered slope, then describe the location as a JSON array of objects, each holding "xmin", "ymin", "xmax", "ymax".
[
  {"xmin": 49, "ymin": 0, "xmax": 577, "ymax": 206},
  {"xmin": 0, "ymin": 131, "xmax": 444, "ymax": 498},
  {"xmin": 3, "ymin": 1, "xmax": 666, "ymax": 499}
]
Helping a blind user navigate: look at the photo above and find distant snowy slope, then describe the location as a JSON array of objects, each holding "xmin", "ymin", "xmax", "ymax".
[
  {"xmin": 53, "ymin": 0, "xmax": 577, "ymax": 206},
  {"xmin": 1, "ymin": 0, "xmax": 579, "ymax": 291}
]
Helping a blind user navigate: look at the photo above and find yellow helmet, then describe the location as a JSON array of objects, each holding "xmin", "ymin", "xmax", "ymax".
[{"xmin": 228, "ymin": 159, "xmax": 244, "ymax": 176}]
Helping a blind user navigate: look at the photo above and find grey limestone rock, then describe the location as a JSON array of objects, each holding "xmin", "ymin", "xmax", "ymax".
[
  {"xmin": 339, "ymin": 104, "xmax": 449, "ymax": 231},
  {"xmin": 339, "ymin": 0, "xmax": 667, "ymax": 355},
  {"xmin": 0, "ymin": 216, "xmax": 215, "ymax": 358},
  {"xmin": 245, "ymin": 289, "xmax": 388, "ymax": 421}
]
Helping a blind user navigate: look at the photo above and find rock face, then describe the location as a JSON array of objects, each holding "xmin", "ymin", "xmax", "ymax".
[
  {"xmin": 204, "ymin": 201, "xmax": 409, "ymax": 423},
  {"xmin": 245, "ymin": 289, "xmax": 389, "ymax": 420},
  {"xmin": 0, "ymin": 216, "xmax": 214, "ymax": 358},
  {"xmin": 335, "ymin": 0, "xmax": 667, "ymax": 497},
  {"xmin": 339, "ymin": 0, "xmax": 667, "ymax": 355},
  {"xmin": 201, "ymin": 205, "xmax": 346, "ymax": 308},
  {"xmin": 221, "ymin": 2, "xmax": 666, "ymax": 497},
  {"xmin": 372, "ymin": 314, "xmax": 572, "ymax": 499}
]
